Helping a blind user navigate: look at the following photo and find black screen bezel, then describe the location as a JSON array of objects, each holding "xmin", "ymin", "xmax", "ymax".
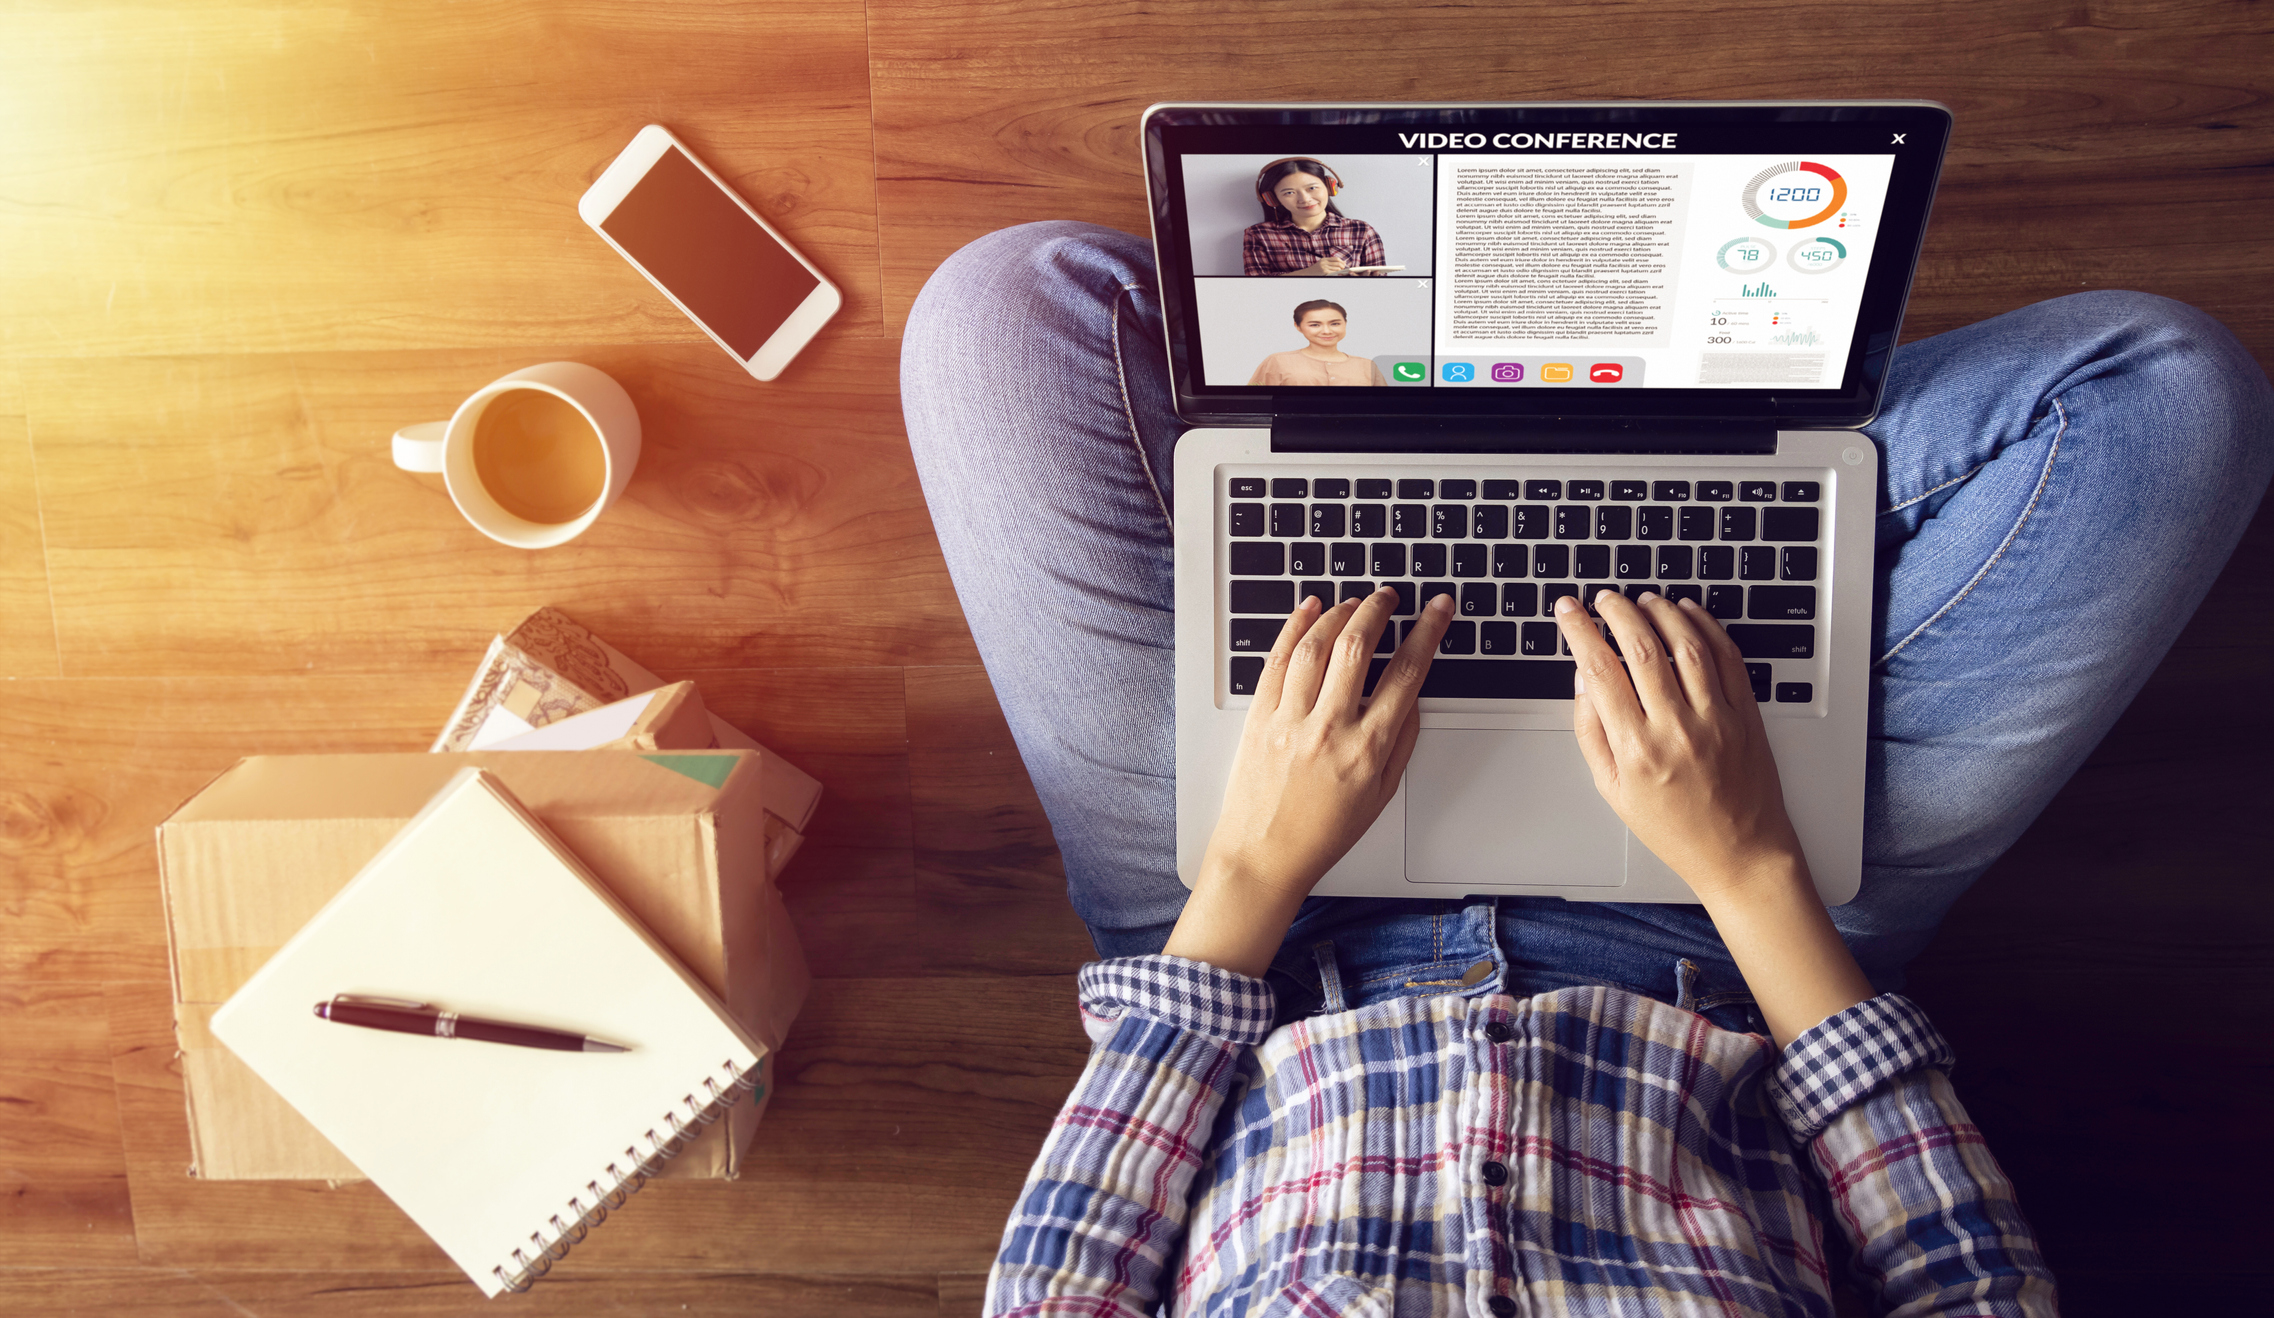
[{"xmin": 1143, "ymin": 102, "xmax": 1950, "ymax": 431}]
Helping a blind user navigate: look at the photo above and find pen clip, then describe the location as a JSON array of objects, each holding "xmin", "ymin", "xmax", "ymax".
[{"xmin": 331, "ymin": 994, "xmax": 432, "ymax": 1011}]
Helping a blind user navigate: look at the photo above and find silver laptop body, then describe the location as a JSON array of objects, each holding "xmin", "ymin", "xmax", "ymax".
[{"xmin": 1149, "ymin": 102, "xmax": 1952, "ymax": 904}]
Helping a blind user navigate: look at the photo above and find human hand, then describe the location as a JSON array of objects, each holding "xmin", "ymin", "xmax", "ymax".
[
  {"xmin": 1200, "ymin": 588, "xmax": 1451, "ymax": 904},
  {"xmin": 1300, "ymin": 254, "xmax": 1349, "ymax": 276},
  {"xmin": 1551, "ymin": 589, "xmax": 1806, "ymax": 903}
]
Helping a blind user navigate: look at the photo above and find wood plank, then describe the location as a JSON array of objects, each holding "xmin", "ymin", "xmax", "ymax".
[
  {"xmin": 25, "ymin": 338, "xmax": 977, "ymax": 677},
  {"xmin": 905, "ymin": 666, "xmax": 1094, "ymax": 977},
  {"xmin": 936, "ymin": 1272, "xmax": 989, "ymax": 1317},
  {"xmin": 0, "ymin": 406, "xmax": 60, "ymax": 678},
  {"xmin": 0, "ymin": 0, "xmax": 883, "ymax": 358},
  {"xmin": 111, "ymin": 975, "xmax": 1088, "ymax": 1273},
  {"xmin": 0, "ymin": 1269, "xmax": 940, "ymax": 1315},
  {"xmin": 0, "ymin": 984, "xmax": 136, "ymax": 1266},
  {"xmin": 775, "ymin": 844, "xmax": 923, "ymax": 981}
]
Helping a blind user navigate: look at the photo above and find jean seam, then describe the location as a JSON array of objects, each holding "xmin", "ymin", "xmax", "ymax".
[
  {"xmin": 1110, "ymin": 287, "xmax": 1174, "ymax": 537},
  {"xmin": 1878, "ymin": 458, "xmax": 1987, "ymax": 516},
  {"xmin": 1873, "ymin": 396, "xmax": 2069, "ymax": 670}
]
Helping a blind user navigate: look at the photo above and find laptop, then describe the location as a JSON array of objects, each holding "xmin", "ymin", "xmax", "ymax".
[{"xmin": 1147, "ymin": 101, "xmax": 1951, "ymax": 904}]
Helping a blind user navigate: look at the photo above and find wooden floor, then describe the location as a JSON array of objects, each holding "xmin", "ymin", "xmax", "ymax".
[{"xmin": 2, "ymin": 2, "xmax": 2268, "ymax": 1314}]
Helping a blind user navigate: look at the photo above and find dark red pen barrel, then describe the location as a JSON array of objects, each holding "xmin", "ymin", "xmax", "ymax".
[
  {"xmin": 453, "ymin": 1018, "xmax": 584, "ymax": 1050},
  {"xmin": 323, "ymin": 1003, "xmax": 445, "ymax": 1035}
]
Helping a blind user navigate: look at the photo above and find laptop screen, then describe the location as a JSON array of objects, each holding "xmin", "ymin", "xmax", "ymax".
[{"xmin": 1143, "ymin": 103, "xmax": 1950, "ymax": 429}]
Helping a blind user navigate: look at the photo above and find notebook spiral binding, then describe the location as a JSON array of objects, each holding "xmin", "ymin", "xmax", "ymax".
[{"xmin": 491, "ymin": 1057, "xmax": 760, "ymax": 1295}]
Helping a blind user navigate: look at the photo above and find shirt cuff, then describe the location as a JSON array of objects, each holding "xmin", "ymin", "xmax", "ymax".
[
  {"xmin": 1768, "ymin": 993, "xmax": 1956, "ymax": 1144},
  {"xmin": 1077, "ymin": 954, "xmax": 1277, "ymax": 1047}
]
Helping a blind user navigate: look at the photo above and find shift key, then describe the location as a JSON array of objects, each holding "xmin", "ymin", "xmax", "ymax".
[{"xmin": 1725, "ymin": 624, "xmax": 1814, "ymax": 659}]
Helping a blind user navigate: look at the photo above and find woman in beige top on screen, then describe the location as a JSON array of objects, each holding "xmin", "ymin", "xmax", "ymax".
[{"xmin": 1247, "ymin": 299, "xmax": 1388, "ymax": 387}]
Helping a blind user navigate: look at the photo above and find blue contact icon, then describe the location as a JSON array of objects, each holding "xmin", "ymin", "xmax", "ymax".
[{"xmin": 1441, "ymin": 362, "xmax": 1474, "ymax": 383}]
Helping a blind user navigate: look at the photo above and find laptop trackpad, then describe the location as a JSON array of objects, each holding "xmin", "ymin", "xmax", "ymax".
[{"xmin": 1404, "ymin": 730, "xmax": 1626, "ymax": 886}]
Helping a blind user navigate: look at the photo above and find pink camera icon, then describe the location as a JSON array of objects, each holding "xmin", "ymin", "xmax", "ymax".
[{"xmin": 1490, "ymin": 362, "xmax": 1523, "ymax": 383}]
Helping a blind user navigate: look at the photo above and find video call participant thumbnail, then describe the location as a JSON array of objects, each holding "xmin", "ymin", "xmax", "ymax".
[
  {"xmin": 1243, "ymin": 158, "xmax": 1387, "ymax": 277},
  {"xmin": 1248, "ymin": 299, "xmax": 1387, "ymax": 386}
]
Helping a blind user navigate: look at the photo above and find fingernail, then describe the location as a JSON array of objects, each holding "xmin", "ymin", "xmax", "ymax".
[
  {"xmin": 1554, "ymin": 595, "xmax": 1575, "ymax": 615},
  {"xmin": 1639, "ymin": 591, "xmax": 1659, "ymax": 603},
  {"xmin": 1678, "ymin": 596, "xmax": 1699, "ymax": 610},
  {"xmin": 1597, "ymin": 588, "xmax": 1617, "ymax": 607},
  {"xmin": 1573, "ymin": 670, "xmax": 1586, "ymax": 695},
  {"xmin": 1430, "ymin": 593, "xmax": 1452, "ymax": 613}
]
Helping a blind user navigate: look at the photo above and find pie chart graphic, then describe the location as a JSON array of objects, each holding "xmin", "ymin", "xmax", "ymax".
[{"xmin": 1743, "ymin": 161, "xmax": 1847, "ymax": 230}]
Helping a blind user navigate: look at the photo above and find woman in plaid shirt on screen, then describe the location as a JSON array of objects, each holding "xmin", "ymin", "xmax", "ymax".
[
  {"xmin": 901, "ymin": 222, "xmax": 2274, "ymax": 1317},
  {"xmin": 1243, "ymin": 157, "xmax": 1389, "ymax": 276}
]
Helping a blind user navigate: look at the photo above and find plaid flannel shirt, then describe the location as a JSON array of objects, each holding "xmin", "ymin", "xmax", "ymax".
[
  {"xmin": 988, "ymin": 955, "xmax": 2057, "ymax": 1317},
  {"xmin": 1241, "ymin": 213, "xmax": 1388, "ymax": 276}
]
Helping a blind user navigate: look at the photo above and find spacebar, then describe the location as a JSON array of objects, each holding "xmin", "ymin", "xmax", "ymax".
[{"xmin": 1364, "ymin": 658, "xmax": 1577, "ymax": 700}]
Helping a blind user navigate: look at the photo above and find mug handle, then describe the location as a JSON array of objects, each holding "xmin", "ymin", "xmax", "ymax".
[{"xmin": 392, "ymin": 421, "xmax": 450, "ymax": 473}]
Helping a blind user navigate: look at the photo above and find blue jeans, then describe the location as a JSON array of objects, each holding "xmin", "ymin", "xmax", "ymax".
[{"xmin": 901, "ymin": 222, "xmax": 2272, "ymax": 1034}]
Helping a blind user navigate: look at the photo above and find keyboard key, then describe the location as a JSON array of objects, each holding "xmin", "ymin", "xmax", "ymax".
[
  {"xmin": 1532, "ymin": 544, "xmax": 1570, "ymax": 577},
  {"xmin": 1432, "ymin": 504, "xmax": 1469, "ymax": 538},
  {"xmin": 1339, "ymin": 580, "xmax": 1375, "ymax": 603},
  {"xmin": 1740, "ymin": 546, "xmax": 1777, "ymax": 580},
  {"xmin": 1511, "ymin": 505, "xmax": 1551, "ymax": 539},
  {"xmin": 1363, "ymin": 656, "xmax": 1578, "ymax": 700},
  {"xmin": 1781, "ymin": 481, "xmax": 1820, "ymax": 502},
  {"xmin": 1397, "ymin": 478, "xmax": 1435, "ymax": 499},
  {"xmin": 1745, "ymin": 662, "xmax": 1771, "ymax": 702},
  {"xmin": 1493, "ymin": 544, "xmax": 1529, "ymax": 577},
  {"xmin": 1575, "ymin": 545, "xmax": 1611, "ymax": 578},
  {"xmin": 1439, "ymin": 620, "xmax": 1476, "ymax": 655},
  {"xmin": 1229, "ymin": 619, "xmax": 1282, "ymax": 651},
  {"xmin": 1480, "ymin": 621, "xmax": 1519, "ymax": 653},
  {"xmin": 1554, "ymin": 506, "xmax": 1591, "ymax": 539},
  {"xmin": 1656, "ymin": 545, "xmax": 1693, "ymax": 579},
  {"xmin": 1596, "ymin": 506, "xmax": 1633, "ymax": 540},
  {"xmin": 1582, "ymin": 584, "xmax": 1616, "ymax": 615},
  {"xmin": 1271, "ymin": 477, "xmax": 1307, "ymax": 498},
  {"xmin": 1460, "ymin": 583, "xmax": 1496, "ymax": 616},
  {"xmin": 1615, "ymin": 545, "xmax": 1651, "ymax": 579},
  {"xmin": 1299, "ymin": 580, "xmax": 1333, "ymax": 607},
  {"xmin": 1727, "ymin": 624, "xmax": 1815, "ymax": 659},
  {"xmin": 1636, "ymin": 507, "xmax": 1672, "ymax": 540},
  {"xmin": 1289, "ymin": 542, "xmax": 1324, "ymax": 576},
  {"xmin": 1228, "ymin": 655, "xmax": 1265, "ymax": 694},
  {"xmin": 1664, "ymin": 584, "xmax": 1703, "ymax": 606},
  {"xmin": 1775, "ymin": 681, "xmax": 1813, "ymax": 703},
  {"xmin": 1706, "ymin": 585, "xmax": 1744, "ymax": 619},
  {"xmin": 1653, "ymin": 481, "xmax": 1691, "ymax": 501},
  {"xmin": 1270, "ymin": 503, "xmax": 1304, "ymax": 536},
  {"xmin": 1782, "ymin": 546, "xmax": 1819, "ymax": 581},
  {"xmin": 1392, "ymin": 504, "xmax": 1427, "ymax": 538},
  {"xmin": 1312, "ymin": 477, "xmax": 1350, "ymax": 499},
  {"xmin": 1377, "ymin": 619, "xmax": 1396, "ymax": 653},
  {"xmin": 1520, "ymin": 621, "xmax": 1558, "ymax": 655},
  {"xmin": 1451, "ymin": 544, "xmax": 1487, "ymax": 577},
  {"xmin": 1740, "ymin": 481, "xmax": 1778, "ymax": 502},
  {"xmin": 1501, "ymin": 582, "xmax": 1538, "ymax": 616},
  {"xmin": 1610, "ymin": 480, "xmax": 1647, "ymax": 501},
  {"xmin": 1230, "ymin": 543, "xmax": 1283, "ymax": 575},
  {"xmin": 1719, "ymin": 507, "xmax": 1757, "ymax": 541},
  {"xmin": 1525, "ymin": 479, "xmax": 1562, "ymax": 500},
  {"xmin": 1399, "ymin": 620, "xmax": 1422, "ymax": 646},
  {"xmin": 1472, "ymin": 504, "xmax": 1508, "ymax": 538},
  {"xmin": 1678, "ymin": 507, "xmax": 1715, "ymax": 541},
  {"xmin": 1541, "ymin": 583, "xmax": 1579, "ymax": 613},
  {"xmin": 1748, "ymin": 585, "xmax": 1817, "ymax": 619},
  {"xmin": 1229, "ymin": 477, "xmax": 1267, "ymax": 498},
  {"xmin": 1386, "ymin": 582, "xmax": 1416, "ymax": 615},
  {"xmin": 1330, "ymin": 542, "xmax": 1366, "ymax": 576},
  {"xmin": 1310, "ymin": 504, "xmax": 1346, "ymax": 538},
  {"xmin": 1231, "ymin": 580, "xmax": 1294, "ymax": 614},
  {"xmin": 1762, "ymin": 508, "xmax": 1820, "ymax": 541},
  {"xmin": 1411, "ymin": 544, "xmax": 1448, "ymax": 576},
  {"xmin": 1697, "ymin": 545, "xmax": 1734, "ymax": 579},
  {"xmin": 1623, "ymin": 584, "xmax": 1655, "ymax": 602},
  {"xmin": 1439, "ymin": 478, "xmax": 1477, "ymax": 499},
  {"xmin": 1352, "ymin": 504, "xmax": 1386, "ymax": 537},
  {"xmin": 1568, "ymin": 480, "xmax": 1606, "ymax": 500},
  {"xmin": 1483, "ymin": 480, "xmax": 1522, "ymax": 499},
  {"xmin": 1229, "ymin": 503, "xmax": 1264, "ymax": 536},
  {"xmin": 1356, "ymin": 478, "xmax": 1393, "ymax": 499},
  {"xmin": 1371, "ymin": 544, "xmax": 1406, "ymax": 577},
  {"xmin": 1697, "ymin": 480, "xmax": 1734, "ymax": 502},
  {"xmin": 1419, "ymin": 582, "xmax": 1456, "ymax": 613}
]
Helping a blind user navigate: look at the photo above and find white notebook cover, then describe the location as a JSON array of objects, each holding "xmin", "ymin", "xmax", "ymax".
[{"xmin": 211, "ymin": 767, "xmax": 764, "ymax": 1296}]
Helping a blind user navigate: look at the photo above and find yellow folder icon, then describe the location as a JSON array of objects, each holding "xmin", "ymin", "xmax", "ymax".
[{"xmin": 1541, "ymin": 363, "xmax": 1574, "ymax": 382}]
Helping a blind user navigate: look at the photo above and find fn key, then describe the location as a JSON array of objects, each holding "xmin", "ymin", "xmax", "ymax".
[{"xmin": 1228, "ymin": 656, "xmax": 1265, "ymax": 695}]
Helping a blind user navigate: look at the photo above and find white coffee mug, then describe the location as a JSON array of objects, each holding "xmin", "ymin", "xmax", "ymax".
[{"xmin": 392, "ymin": 362, "xmax": 641, "ymax": 549}]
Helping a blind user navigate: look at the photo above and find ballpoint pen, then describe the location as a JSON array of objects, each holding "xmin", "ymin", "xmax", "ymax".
[{"xmin": 313, "ymin": 994, "xmax": 629, "ymax": 1053}]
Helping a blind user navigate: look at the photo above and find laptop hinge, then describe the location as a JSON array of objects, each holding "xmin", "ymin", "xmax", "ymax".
[{"xmin": 1269, "ymin": 416, "xmax": 1779, "ymax": 455}]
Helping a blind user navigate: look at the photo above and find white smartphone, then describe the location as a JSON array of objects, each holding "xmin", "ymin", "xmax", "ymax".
[{"xmin": 579, "ymin": 124, "xmax": 842, "ymax": 382}]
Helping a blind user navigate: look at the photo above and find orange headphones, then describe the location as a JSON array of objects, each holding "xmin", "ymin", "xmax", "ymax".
[{"xmin": 1255, "ymin": 158, "xmax": 1344, "ymax": 212}]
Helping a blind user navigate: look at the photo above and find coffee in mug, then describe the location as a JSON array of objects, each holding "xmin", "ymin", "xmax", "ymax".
[
  {"xmin": 392, "ymin": 362, "xmax": 640, "ymax": 548},
  {"xmin": 471, "ymin": 388, "xmax": 608, "ymax": 524}
]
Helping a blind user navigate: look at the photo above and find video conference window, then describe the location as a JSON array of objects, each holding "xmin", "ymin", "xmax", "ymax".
[{"xmin": 1181, "ymin": 145, "xmax": 1895, "ymax": 390}]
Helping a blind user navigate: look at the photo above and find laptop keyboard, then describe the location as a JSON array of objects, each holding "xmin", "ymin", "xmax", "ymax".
[{"xmin": 1222, "ymin": 469, "xmax": 1826, "ymax": 707}]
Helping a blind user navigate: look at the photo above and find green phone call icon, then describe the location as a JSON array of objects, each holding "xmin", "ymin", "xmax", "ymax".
[{"xmin": 1392, "ymin": 361, "xmax": 1426, "ymax": 383}]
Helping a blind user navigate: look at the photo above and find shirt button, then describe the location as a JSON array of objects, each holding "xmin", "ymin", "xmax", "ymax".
[
  {"xmin": 1481, "ymin": 1160, "xmax": 1508, "ymax": 1186},
  {"xmin": 1488, "ymin": 1298, "xmax": 1518, "ymax": 1317},
  {"xmin": 1483, "ymin": 1022, "xmax": 1513, "ymax": 1044}
]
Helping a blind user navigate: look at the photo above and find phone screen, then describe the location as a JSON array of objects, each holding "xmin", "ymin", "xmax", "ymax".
[{"xmin": 600, "ymin": 147, "xmax": 820, "ymax": 358}]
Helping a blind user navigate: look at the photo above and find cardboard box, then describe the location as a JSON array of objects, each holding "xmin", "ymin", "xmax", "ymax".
[
  {"xmin": 485, "ymin": 681, "xmax": 715, "ymax": 754},
  {"xmin": 432, "ymin": 608, "xmax": 822, "ymax": 881},
  {"xmin": 157, "ymin": 750, "xmax": 810, "ymax": 1182}
]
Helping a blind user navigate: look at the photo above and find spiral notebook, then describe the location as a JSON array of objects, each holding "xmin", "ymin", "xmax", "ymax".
[{"xmin": 210, "ymin": 767, "xmax": 765, "ymax": 1296}]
